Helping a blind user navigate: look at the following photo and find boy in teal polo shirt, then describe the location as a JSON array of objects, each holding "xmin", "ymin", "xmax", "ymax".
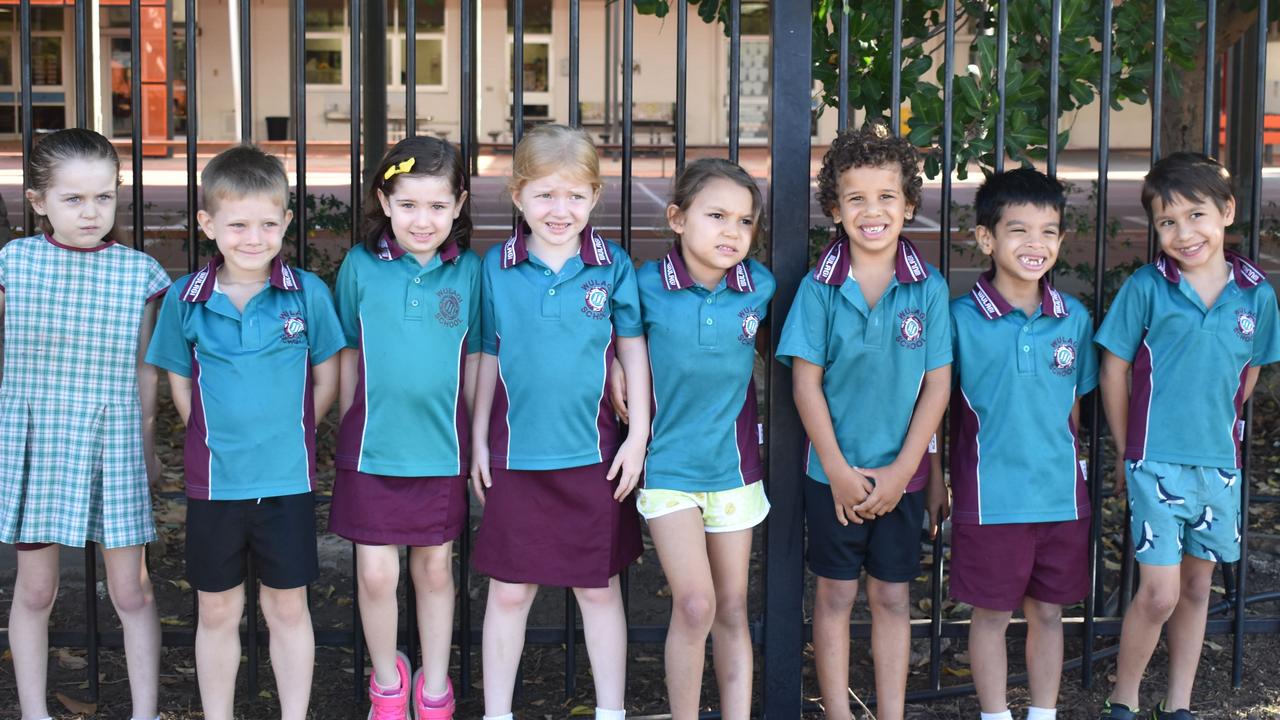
[
  {"xmin": 949, "ymin": 169, "xmax": 1097, "ymax": 720},
  {"xmin": 146, "ymin": 145, "xmax": 344, "ymax": 720},
  {"xmin": 1095, "ymin": 153, "xmax": 1280, "ymax": 720},
  {"xmin": 777, "ymin": 123, "xmax": 951, "ymax": 720}
]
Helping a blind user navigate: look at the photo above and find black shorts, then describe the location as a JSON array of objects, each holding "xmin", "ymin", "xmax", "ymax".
[
  {"xmin": 185, "ymin": 492, "xmax": 319, "ymax": 592},
  {"xmin": 804, "ymin": 478, "xmax": 925, "ymax": 582}
]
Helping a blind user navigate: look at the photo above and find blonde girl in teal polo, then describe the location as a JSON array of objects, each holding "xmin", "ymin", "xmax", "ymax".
[
  {"xmin": 327, "ymin": 137, "xmax": 479, "ymax": 720},
  {"xmin": 628, "ymin": 158, "xmax": 775, "ymax": 719}
]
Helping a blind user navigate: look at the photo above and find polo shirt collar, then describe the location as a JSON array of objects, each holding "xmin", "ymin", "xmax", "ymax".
[
  {"xmin": 500, "ymin": 222, "xmax": 612, "ymax": 269},
  {"xmin": 374, "ymin": 233, "xmax": 461, "ymax": 263},
  {"xmin": 811, "ymin": 229, "xmax": 930, "ymax": 286},
  {"xmin": 659, "ymin": 245, "xmax": 755, "ymax": 293},
  {"xmin": 44, "ymin": 232, "xmax": 116, "ymax": 253},
  {"xmin": 969, "ymin": 269, "xmax": 1070, "ymax": 320},
  {"xmin": 1154, "ymin": 250, "xmax": 1267, "ymax": 289},
  {"xmin": 179, "ymin": 255, "xmax": 301, "ymax": 303}
]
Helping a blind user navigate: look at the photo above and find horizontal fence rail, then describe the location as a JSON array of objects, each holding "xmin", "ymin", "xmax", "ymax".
[{"xmin": 4, "ymin": 0, "xmax": 1280, "ymax": 717}]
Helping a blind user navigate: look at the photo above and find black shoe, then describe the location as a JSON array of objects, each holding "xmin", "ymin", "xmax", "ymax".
[
  {"xmin": 1151, "ymin": 702, "xmax": 1196, "ymax": 720},
  {"xmin": 1099, "ymin": 699, "xmax": 1140, "ymax": 720}
]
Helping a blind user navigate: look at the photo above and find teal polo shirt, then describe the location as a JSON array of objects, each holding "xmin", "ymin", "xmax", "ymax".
[
  {"xmin": 776, "ymin": 235, "xmax": 951, "ymax": 490},
  {"xmin": 146, "ymin": 257, "xmax": 346, "ymax": 500},
  {"xmin": 949, "ymin": 272, "xmax": 1098, "ymax": 525},
  {"xmin": 639, "ymin": 248, "xmax": 776, "ymax": 493},
  {"xmin": 334, "ymin": 236, "xmax": 482, "ymax": 477},
  {"xmin": 481, "ymin": 224, "xmax": 644, "ymax": 470},
  {"xmin": 1095, "ymin": 251, "xmax": 1280, "ymax": 469}
]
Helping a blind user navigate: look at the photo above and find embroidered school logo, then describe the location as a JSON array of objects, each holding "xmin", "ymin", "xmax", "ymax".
[
  {"xmin": 436, "ymin": 288, "xmax": 462, "ymax": 327},
  {"xmin": 581, "ymin": 280, "xmax": 611, "ymax": 319},
  {"xmin": 896, "ymin": 309, "xmax": 925, "ymax": 349},
  {"xmin": 1236, "ymin": 308, "xmax": 1257, "ymax": 341},
  {"xmin": 1050, "ymin": 337, "xmax": 1078, "ymax": 376},
  {"xmin": 280, "ymin": 311, "xmax": 306, "ymax": 344},
  {"xmin": 738, "ymin": 306, "xmax": 761, "ymax": 345}
]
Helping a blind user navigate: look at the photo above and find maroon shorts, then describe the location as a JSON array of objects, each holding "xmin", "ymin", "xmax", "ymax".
[
  {"xmin": 950, "ymin": 516, "xmax": 1090, "ymax": 612},
  {"xmin": 472, "ymin": 461, "xmax": 642, "ymax": 588},
  {"xmin": 14, "ymin": 542, "xmax": 53, "ymax": 551},
  {"xmin": 328, "ymin": 468, "xmax": 467, "ymax": 547}
]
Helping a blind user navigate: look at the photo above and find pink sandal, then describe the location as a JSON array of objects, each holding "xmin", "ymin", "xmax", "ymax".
[{"xmin": 412, "ymin": 668, "xmax": 455, "ymax": 720}]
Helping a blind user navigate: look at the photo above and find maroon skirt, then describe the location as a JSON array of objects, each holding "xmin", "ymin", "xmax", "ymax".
[
  {"xmin": 328, "ymin": 468, "xmax": 467, "ymax": 547},
  {"xmin": 472, "ymin": 461, "xmax": 642, "ymax": 588}
]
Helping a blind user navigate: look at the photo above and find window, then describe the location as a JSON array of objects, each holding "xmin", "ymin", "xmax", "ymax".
[
  {"xmin": 506, "ymin": 0, "xmax": 552, "ymax": 33},
  {"xmin": 0, "ymin": 6, "xmax": 67, "ymax": 136},
  {"xmin": 306, "ymin": 38, "xmax": 344, "ymax": 85},
  {"xmin": 389, "ymin": 0, "xmax": 446, "ymax": 88},
  {"xmin": 306, "ymin": 0, "xmax": 347, "ymax": 86}
]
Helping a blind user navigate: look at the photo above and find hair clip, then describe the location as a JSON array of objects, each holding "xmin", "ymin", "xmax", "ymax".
[{"xmin": 383, "ymin": 157, "xmax": 416, "ymax": 181}]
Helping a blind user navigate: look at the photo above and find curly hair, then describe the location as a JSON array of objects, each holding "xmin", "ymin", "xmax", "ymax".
[{"xmin": 815, "ymin": 121, "xmax": 923, "ymax": 219}]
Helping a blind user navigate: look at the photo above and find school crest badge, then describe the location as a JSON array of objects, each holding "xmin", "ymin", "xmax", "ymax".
[
  {"xmin": 1050, "ymin": 337, "xmax": 1077, "ymax": 376},
  {"xmin": 436, "ymin": 288, "xmax": 462, "ymax": 327},
  {"xmin": 896, "ymin": 309, "xmax": 925, "ymax": 349},
  {"xmin": 280, "ymin": 311, "xmax": 307, "ymax": 344},
  {"xmin": 1236, "ymin": 308, "xmax": 1257, "ymax": 341},
  {"xmin": 738, "ymin": 306, "xmax": 761, "ymax": 345},
  {"xmin": 581, "ymin": 280, "xmax": 611, "ymax": 319}
]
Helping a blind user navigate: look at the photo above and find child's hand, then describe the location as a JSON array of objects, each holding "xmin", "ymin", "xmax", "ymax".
[
  {"xmin": 608, "ymin": 357, "xmax": 629, "ymax": 424},
  {"xmin": 1112, "ymin": 455, "xmax": 1127, "ymax": 497},
  {"xmin": 470, "ymin": 444, "xmax": 492, "ymax": 506},
  {"xmin": 607, "ymin": 436, "xmax": 646, "ymax": 501},
  {"xmin": 828, "ymin": 464, "xmax": 874, "ymax": 526},
  {"xmin": 925, "ymin": 476, "xmax": 950, "ymax": 540},
  {"xmin": 145, "ymin": 451, "xmax": 163, "ymax": 486},
  {"xmin": 852, "ymin": 462, "xmax": 912, "ymax": 519}
]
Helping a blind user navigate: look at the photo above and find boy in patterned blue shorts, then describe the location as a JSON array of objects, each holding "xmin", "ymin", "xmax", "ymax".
[{"xmin": 1095, "ymin": 152, "xmax": 1280, "ymax": 720}]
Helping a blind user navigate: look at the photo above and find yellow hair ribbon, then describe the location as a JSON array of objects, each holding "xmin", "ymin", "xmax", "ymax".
[{"xmin": 383, "ymin": 157, "xmax": 416, "ymax": 181}]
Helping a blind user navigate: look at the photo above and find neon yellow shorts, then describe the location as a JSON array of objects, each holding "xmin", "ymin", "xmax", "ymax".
[{"xmin": 636, "ymin": 482, "xmax": 770, "ymax": 533}]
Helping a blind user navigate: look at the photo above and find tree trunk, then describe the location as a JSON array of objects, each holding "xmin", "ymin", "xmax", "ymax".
[{"xmin": 1161, "ymin": 2, "xmax": 1259, "ymax": 154}]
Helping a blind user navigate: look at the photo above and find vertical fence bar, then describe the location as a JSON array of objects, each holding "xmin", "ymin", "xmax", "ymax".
[
  {"xmin": 512, "ymin": 0, "xmax": 524, "ymax": 145},
  {"xmin": 566, "ymin": 0, "xmax": 583, "ymax": 683},
  {"xmin": 1235, "ymin": 0, "xmax": 1267, "ymax": 688},
  {"xmin": 74, "ymin": 0, "xmax": 87, "ymax": 127},
  {"xmin": 407, "ymin": 0, "xmax": 417, "ymax": 136},
  {"xmin": 458, "ymin": 0, "xmax": 475, "ymax": 694},
  {"xmin": 890, "ymin": 0, "xmax": 902, "ymax": 133},
  {"xmin": 727, "ymin": 0, "xmax": 740, "ymax": 162},
  {"xmin": 603, "ymin": 4, "xmax": 612, "ymax": 144},
  {"xmin": 294, "ymin": 0, "xmax": 308, "ymax": 269},
  {"xmin": 187, "ymin": 0, "xmax": 198, "ymax": 274},
  {"xmin": 352, "ymin": 548, "xmax": 364, "ymax": 703},
  {"xmin": 675, "ymin": 0, "xmax": 687, "ymax": 173},
  {"xmin": 622, "ymin": 0, "xmax": 633, "ymax": 252},
  {"xmin": 994, "ymin": 0, "xmax": 1008, "ymax": 171},
  {"xmin": 1082, "ymin": 0, "xmax": 1113, "ymax": 689},
  {"xmin": 1202, "ymin": 0, "xmax": 1217, "ymax": 156},
  {"xmin": 763, "ymin": 0, "xmax": 810, "ymax": 715},
  {"xmin": 837, "ymin": 3, "xmax": 848, "ymax": 129},
  {"xmin": 352, "ymin": 0, "xmax": 363, "ymax": 238},
  {"xmin": 19, "ymin": 0, "xmax": 31, "ymax": 235},
  {"xmin": 240, "ymin": 0, "xmax": 252, "ymax": 141},
  {"xmin": 569, "ymin": 0, "xmax": 580, "ymax": 125},
  {"xmin": 1046, "ymin": 0, "xmax": 1061, "ymax": 177},
  {"xmin": 939, "ymin": 0, "xmax": 954, "ymax": 280},
  {"xmin": 131, "ymin": 0, "xmax": 144, "ymax": 250},
  {"xmin": 1146, "ymin": 0, "xmax": 1165, "ymax": 259}
]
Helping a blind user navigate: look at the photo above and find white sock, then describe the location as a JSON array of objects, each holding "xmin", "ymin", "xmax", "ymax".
[
  {"xmin": 130, "ymin": 716, "xmax": 161, "ymax": 720},
  {"xmin": 595, "ymin": 709, "xmax": 626, "ymax": 720},
  {"xmin": 980, "ymin": 711, "xmax": 1013, "ymax": 720},
  {"xmin": 1026, "ymin": 708, "xmax": 1057, "ymax": 720},
  {"xmin": 483, "ymin": 715, "xmax": 514, "ymax": 720}
]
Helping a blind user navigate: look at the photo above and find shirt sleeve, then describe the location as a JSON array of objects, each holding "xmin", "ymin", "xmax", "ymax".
[
  {"xmin": 1075, "ymin": 308, "xmax": 1100, "ymax": 396},
  {"xmin": 333, "ymin": 250, "xmax": 362, "ymax": 349},
  {"xmin": 1094, "ymin": 273, "xmax": 1150, "ymax": 362},
  {"xmin": 1252, "ymin": 284, "xmax": 1280, "ymax": 367},
  {"xmin": 145, "ymin": 281, "xmax": 193, "ymax": 376},
  {"xmin": 0, "ymin": 242, "xmax": 11, "ymax": 293},
  {"xmin": 142, "ymin": 254, "xmax": 172, "ymax": 303},
  {"xmin": 465, "ymin": 253, "xmax": 482, "ymax": 355},
  {"xmin": 481, "ymin": 258, "xmax": 499, "ymax": 355},
  {"xmin": 775, "ymin": 275, "xmax": 829, "ymax": 368},
  {"xmin": 924, "ymin": 276, "xmax": 953, "ymax": 372},
  {"xmin": 303, "ymin": 273, "xmax": 347, "ymax": 364},
  {"xmin": 610, "ymin": 253, "xmax": 644, "ymax": 338},
  {"xmin": 753, "ymin": 262, "xmax": 777, "ymax": 318}
]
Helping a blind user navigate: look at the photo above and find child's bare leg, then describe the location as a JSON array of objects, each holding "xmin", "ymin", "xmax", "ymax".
[
  {"xmin": 813, "ymin": 576, "xmax": 858, "ymax": 720},
  {"xmin": 707, "ymin": 528, "xmax": 754, "ymax": 720},
  {"xmin": 866, "ymin": 578, "xmax": 910, "ymax": 720},
  {"xmin": 409, "ymin": 543, "xmax": 455, "ymax": 696},
  {"xmin": 1023, "ymin": 598, "xmax": 1064, "ymax": 709},
  {"xmin": 259, "ymin": 585, "xmax": 314, "ymax": 720},
  {"xmin": 196, "ymin": 585, "xmax": 246, "ymax": 720},
  {"xmin": 102, "ymin": 545, "xmax": 161, "ymax": 719},
  {"xmin": 573, "ymin": 575, "xmax": 628, "ymax": 711},
  {"xmin": 1163, "ymin": 555, "xmax": 1216, "ymax": 710},
  {"xmin": 969, "ymin": 607, "xmax": 1013, "ymax": 714},
  {"xmin": 355, "ymin": 544, "xmax": 403, "ymax": 688},
  {"xmin": 648, "ymin": 509, "xmax": 715, "ymax": 720},
  {"xmin": 482, "ymin": 580, "xmax": 538, "ymax": 716},
  {"xmin": 11, "ymin": 545, "xmax": 58, "ymax": 720},
  {"xmin": 1110, "ymin": 563, "xmax": 1181, "ymax": 708}
]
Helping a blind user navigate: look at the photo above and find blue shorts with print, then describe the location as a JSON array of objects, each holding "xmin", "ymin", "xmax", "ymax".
[{"xmin": 1127, "ymin": 460, "xmax": 1242, "ymax": 566}]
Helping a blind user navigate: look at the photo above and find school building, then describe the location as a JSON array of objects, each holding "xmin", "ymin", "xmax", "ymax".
[{"xmin": 4, "ymin": 0, "xmax": 1280, "ymax": 152}]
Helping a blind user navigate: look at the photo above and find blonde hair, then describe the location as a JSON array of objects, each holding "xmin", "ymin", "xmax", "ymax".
[
  {"xmin": 201, "ymin": 144, "xmax": 290, "ymax": 214},
  {"xmin": 509, "ymin": 124, "xmax": 603, "ymax": 195}
]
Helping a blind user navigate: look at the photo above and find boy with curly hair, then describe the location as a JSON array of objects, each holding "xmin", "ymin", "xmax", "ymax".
[{"xmin": 777, "ymin": 123, "xmax": 952, "ymax": 720}]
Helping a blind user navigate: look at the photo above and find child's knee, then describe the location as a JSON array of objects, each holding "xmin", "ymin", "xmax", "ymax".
[
  {"xmin": 15, "ymin": 576, "xmax": 58, "ymax": 614},
  {"xmin": 357, "ymin": 556, "xmax": 400, "ymax": 600},
  {"xmin": 199, "ymin": 591, "xmax": 245, "ymax": 627},
  {"xmin": 713, "ymin": 593, "xmax": 748, "ymax": 629},
  {"xmin": 489, "ymin": 582, "xmax": 537, "ymax": 612},
  {"xmin": 411, "ymin": 552, "xmax": 454, "ymax": 594},
  {"xmin": 673, "ymin": 591, "xmax": 716, "ymax": 633},
  {"xmin": 970, "ymin": 608, "xmax": 1012, "ymax": 634},
  {"xmin": 815, "ymin": 578, "xmax": 858, "ymax": 614},
  {"xmin": 573, "ymin": 585, "xmax": 619, "ymax": 609},
  {"xmin": 261, "ymin": 587, "xmax": 311, "ymax": 627},
  {"xmin": 1023, "ymin": 600, "xmax": 1062, "ymax": 627},
  {"xmin": 866, "ymin": 581, "xmax": 909, "ymax": 618},
  {"xmin": 108, "ymin": 576, "xmax": 154, "ymax": 615},
  {"xmin": 1135, "ymin": 582, "xmax": 1180, "ymax": 621}
]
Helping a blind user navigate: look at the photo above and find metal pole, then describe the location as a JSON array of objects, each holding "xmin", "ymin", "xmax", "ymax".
[
  {"xmin": 130, "ymin": 0, "xmax": 143, "ymax": 250},
  {"xmin": 1147, "ymin": 0, "xmax": 1166, "ymax": 258},
  {"xmin": 727, "ymin": 0, "xmax": 741, "ymax": 161},
  {"xmin": 365, "ymin": 0, "xmax": 388, "ymax": 179},
  {"xmin": 512, "ymin": 0, "xmax": 524, "ymax": 145},
  {"xmin": 75, "ymin": 0, "xmax": 88, "ymax": 127},
  {"xmin": 837, "ymin": 3, "xmax": 848, "ymax": 129},
  {"xmin": 890, "ymin": 0, "xmax": 902, "ymax": 133},
  {"xmin": 622, "ymin": 0, "xmax": 633, "ymax": 252},
  {"xmin": 352, "ymin": 0, "xmax": 363, "ymax": 245},
  {"xmin": 186, "ymin": 0, "xmax": 198, "ymax": 272},
  {"xmin": 19, "ymin": 0, "xmax": 32, "ymax": 235},
  {"xmin": 240, "ymin": 0, "xmax": 252, "ymax": 141},
  {"xmin": 408, "ymin": 0, "xmax": 417, "ymax": 136},
  {"xmin": 295, "ymin": 0, "xmax": 308, "ymax": 269},
  {"xmin": 1203, "ymin": 0, "xmax": 1217, "ymax": 155},
  {"xmin": 1046, "ymin": 0, "xmax": 1061, "ymax": 177},
  {"xmin": 675, "ymin": 0, "xmax": 687, "ymax": 172},
  {"xmin": 994, "ymin": 0, "xmax": 1008, "ymax": 171},
  {"xmin": 569, "ymin": 0, "xmax": 580, "ymax": 125}
]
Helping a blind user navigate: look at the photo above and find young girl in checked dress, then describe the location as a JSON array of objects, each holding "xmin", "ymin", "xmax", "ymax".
[{"xmin": 0, "ymin": 129, "xmax": 170, "ymax": 720}]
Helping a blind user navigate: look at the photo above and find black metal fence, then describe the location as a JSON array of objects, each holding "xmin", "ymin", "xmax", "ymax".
[{"xmin": 8, "ymin": 0, "xmax": 1280, "ymax": 717}]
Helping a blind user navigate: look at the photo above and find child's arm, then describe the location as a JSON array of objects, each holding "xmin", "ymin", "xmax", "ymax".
[
  {"xmin": 337, "ymin": 348, "xmax": 359, "ymax": 419},
  {"xmin": 925, "ymin": 428, "xmax": 948, "ymax": 539},
  {"xmin": 1244, "ymin": 365, "xmax": 1263, "ymax": 402},
  {"xmin": 854, "ymin": 364, "xmax": 951, "ymax": 519},
  {"xmin": 1098, "ymin": 350, "xmax": 1131, "ymax": 494},
  {"xmin": 464, "ymin": 352, "xmax": 481, "ymax": 417},
  {"xmin": 167, "ymin": 372, "xmax": 192, "ymax": 425},
  {"xmin": 136, "ymin": 300, "xmax": 161, "ymax": 483},
  {"xmin": 792, "ymin": 357, "xmax": 873, "ymax": 526},
  {"xmin": 610, "ymin": 335, "xmax": 651, "ymax": 501},
  {"xmin": 311, "ymin": 354, "xmax": 340, "ymax": 420},
  {"xmin": 0, "ymin": 290, "xmax": 7, "ymax": 384},
  {"xmin": 469, "ymin": 353, "xmax": 499, "ymax": 505}
]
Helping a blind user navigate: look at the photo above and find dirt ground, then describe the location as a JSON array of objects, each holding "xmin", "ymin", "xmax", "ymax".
[{"xmin": 5, "ymin": 372, "xmax": 1280, "ymax": 719}]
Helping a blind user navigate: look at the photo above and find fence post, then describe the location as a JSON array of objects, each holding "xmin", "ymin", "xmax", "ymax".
[{"xmin": 763, "ymin": 1, "xmax": 810, "ymax": 717}]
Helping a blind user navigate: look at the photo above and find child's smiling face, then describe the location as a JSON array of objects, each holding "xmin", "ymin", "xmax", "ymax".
[
  {"xmin": 197, "ymin": 193, "xmax": 292, "ymax": 279},
  {"xmin": 976, "ymin": 202, "xmax": 1063, "ymax": 285},
  {"xmin": 831, "ymin": 163, "xmax": 914, "ymax": 258},
  {"xmin": 378, "ymin": 174, "xmax": 467, "ymax": 264},
  {"xmin": 1151, "ymin": 192, "xmax": 1235, "ymax": 273}
]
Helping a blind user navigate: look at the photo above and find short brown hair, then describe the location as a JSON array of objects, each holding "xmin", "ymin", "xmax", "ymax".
[
  {"xmin": 668, "ymin": 157, "xmax": 764, "ymax": 246},
  {"xmin": 1141, "ymin": 151, "xmax": 1234, "ymax": 219},
  {"xmin": 816, "ymin": 121, "xmax": 923, "ymax": 218},
  {"xmin": 201, "ymin": 144, "xmax": 290, "ymax": 213}
]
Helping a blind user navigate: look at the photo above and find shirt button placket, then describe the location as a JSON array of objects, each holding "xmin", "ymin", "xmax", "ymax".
[{"xmin": 407, "ymin": 274, "xmax": 425, "ymax": 319}]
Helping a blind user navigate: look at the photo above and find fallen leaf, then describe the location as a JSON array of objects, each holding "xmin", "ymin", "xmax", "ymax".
[
  {"xmin": 943, "ymin": 666, "xmax": 971, "ymax": 678},
  {"xmin": 570, "ymin": 705, "xmax": 595, "ymax": 716},
  {"xmin": 56, "ymin": 692, "xmax": 96, "ymax": 715},
  {"xmin": 56, "ymin": 648, "xmax": 88, "ymax": 670},
  {"xmin": 159, "ymin": 615, "xmax": 185, "ymax": 626},
  {"xmin": 1204, "ymin": 639, "xmax": 1224, "ymax": 652},
  {"xmin": 259, "ymin": 689, "xmax": 274, "ymax": 699}
]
